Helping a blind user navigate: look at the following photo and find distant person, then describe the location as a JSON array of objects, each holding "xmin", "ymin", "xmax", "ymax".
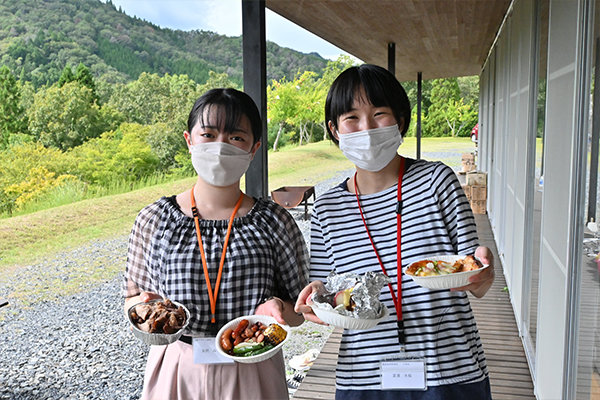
[
  {"xmin": 295, "ymin": 64, "xmax": 495, "ymax": 400},
  {"xmin": 471, "ymin": 122, "xmax": 479, "ymax": 142},
  {"xmin": 124, "ymin": 88, "xmax": 308, "ymax": 400}
]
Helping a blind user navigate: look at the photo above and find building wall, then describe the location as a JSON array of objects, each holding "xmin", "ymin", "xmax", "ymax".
[
  {"xmin": 479, "ymin": 0, "xmax": 595, "ymax": 398},
  {"xmin": 483, "ymin": 0, "xmax": 538, "ymax": 332}
]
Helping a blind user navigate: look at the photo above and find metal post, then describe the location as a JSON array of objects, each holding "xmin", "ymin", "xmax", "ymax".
[
  {"xmin": 242, "ymin": 0, "xmax": 268, "ymax": 199},
  {"xmin": 563, "ymin": 0, "xmax": 594, "ymax": 397},
  {"xmin": 388, "ymin": 42, "xmax": 395, "ymax": 75},
  {"xmin": 588, "ymin": 37, "xmax": 600, "ymax": 222},
  {"xmin": 417, "ymin": 72, "xmax": 422, "ymax": 159},
  {"xmin": 521, "ymin": 0, "xmax": 541, "ymax": 362}
]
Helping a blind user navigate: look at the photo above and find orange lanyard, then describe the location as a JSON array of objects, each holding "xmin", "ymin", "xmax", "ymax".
[
  {"xmin": 190, "ymin": 187, "xmax": 243, "ymax": 324},
  {"xmin": 353, "ymin": 157, "xmax": 406, "ymax": 345}
]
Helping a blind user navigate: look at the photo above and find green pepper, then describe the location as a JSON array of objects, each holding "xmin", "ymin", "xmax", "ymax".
[
  {"xmin": 232, "ymin": 342, "xmax": 264, "ymax": 355},
  {"xmin": 246, "ymin": 343, "xmax": 274, "ymax": 356}
]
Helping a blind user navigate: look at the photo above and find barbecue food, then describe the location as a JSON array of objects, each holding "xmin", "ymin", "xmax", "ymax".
[
  {"xmin": 129, "ymin": 299, "xmax": 186, "ymax": 334},
  {"xmin": 334, "ymin": 287, "xmax": 355, "ymax": 311},
  {"xmin": 317, "ymin": 287, "xmax": 356, "ymax": 311},
  {"xmin": 263, "ymin": 323, "xmax": 287, "ymax": 346},
  {"xmin": 406, "ymin": 255, "xmax": 483, "ymax": 277},
  {"xmin": 219, "ymin": 319, "xmax": 287, "ymax": 356},
  {"xmin": 311, "ymin": 271, "xmax": 390, "ymax": 321}
]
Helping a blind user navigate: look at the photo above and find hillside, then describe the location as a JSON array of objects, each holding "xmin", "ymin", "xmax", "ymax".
[{"xmin": 0, "ymin": 0, "xmax": 328, "ymax": 87}]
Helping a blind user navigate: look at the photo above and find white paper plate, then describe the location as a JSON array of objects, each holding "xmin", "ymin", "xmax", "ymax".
[
  {"xmin": 215, "ymin": 315, "xmax": 290, "ymax": 364},
  {"xmin": 128, "ymin": 299, "xmax": 191, "ymax": 346},
  {"xmin": 405, "ymin": 255, "xmax": 489, "ymax": 289},
  {"xmin": 311, "ymin": 304, "xmax": 389, "ymax": 330},
  {"xmin": 288, "ymin": 349, "xmax": 320, "ymax": 371}
]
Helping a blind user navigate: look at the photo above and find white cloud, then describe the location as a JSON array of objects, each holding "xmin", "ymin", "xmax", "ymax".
[
  {"xmin": 106, "ymin": 0, "xmax": 231, "ymax": 33},
  {"xmin": 106, "ymin": 0, "xmax": 350, "ymax": 60},
  {"xmin": 200, "ymin": 1, "xmax": 242, "ymax": 36},
  {"xmin": 265, "ymin": 10, "xmax": 348, "ymax": 59}
]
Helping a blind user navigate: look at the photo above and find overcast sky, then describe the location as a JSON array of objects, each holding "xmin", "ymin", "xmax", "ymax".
[{"xmin": 106, "ymin": 0, "xmax": 353, "ymax": 61}]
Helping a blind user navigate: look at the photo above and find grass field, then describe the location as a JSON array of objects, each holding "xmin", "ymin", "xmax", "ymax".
[{"xmin": 0, "ymin": 137, "xmax": 476, "ymax": 275}]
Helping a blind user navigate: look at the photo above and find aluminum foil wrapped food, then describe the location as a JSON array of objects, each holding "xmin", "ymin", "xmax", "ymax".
[{"xmin": 312, "ymin": 271, "xmax": 390, "ymax": 319}]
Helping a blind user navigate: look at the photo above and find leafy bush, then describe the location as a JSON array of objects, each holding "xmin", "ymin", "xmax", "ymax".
[
  {"xmin": 0, "ymin": 142, "xmax": 73, "ymax": 214},
  {"xmin": 4, "ymin": 166, "xmax": 79, "ymax": 211},
  {"xmin": 14, "ymin": 178, "xmax": 88, "ymax": 215},
  {"xmin": 68, "ymin": 123, "xmax": 159, "ymax": 186},
  {"xmin": 147, "ymin": 122, "xmax": 188, "ymax": 171},
  {"xmin": 170, "ymin": 150, "xmax": 195, "ymax": 177}
]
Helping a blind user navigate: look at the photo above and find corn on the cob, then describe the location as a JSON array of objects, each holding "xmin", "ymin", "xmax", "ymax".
[{"xmin": 263, "ymin": 323, "xmax": 287, "ymax": 345}]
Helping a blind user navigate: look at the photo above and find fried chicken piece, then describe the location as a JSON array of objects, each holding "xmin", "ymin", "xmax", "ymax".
[
  {"xmin": 458, "ymin": 255, "xmax": 483, "ymax": 272},
  {"xmin": 173, "ymin": 306, "xmax": 186, "ymax": 324},
  {"xmin": 134, "ymin": 304, "xmax": 153, "ymax": 320},
  {"xmin": 130, "ymin": 299, "xmax": 186, "ymax": 334},
  {"xmin": 138, "ymin": 320, "xmax": 153, "ymax": 333},
  {"xmin": 163, "ymin": 299, "xmax": 175, "ymax": 308},
  {"xmin": 162, "ymin": 313, "xmax": 183, "ymax": 334}
]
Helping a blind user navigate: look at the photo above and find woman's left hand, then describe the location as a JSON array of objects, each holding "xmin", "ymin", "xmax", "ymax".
[
  {"xmin": 254, "ymin": 297, "xmax": 286, "ymax": 325},
  {"xmin": 451, "ymin": 246, "xmax": 495, "ymax": 298}
]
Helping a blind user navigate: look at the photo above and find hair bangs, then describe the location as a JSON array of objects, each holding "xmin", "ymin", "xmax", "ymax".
[
  {"xmin": 199, "ymin": 102, "xmax": 242, "ymax": 134},
  {"xmin": 188, "ymin": 88, "xmax": 262, "ymax": 144},
  {"xmin": 324, "ymin": 64, "xmax": 412, "ymax": 144},
  {"xmin": 360, "ymin": 71, "xmax": 394, "ymax": 110}
]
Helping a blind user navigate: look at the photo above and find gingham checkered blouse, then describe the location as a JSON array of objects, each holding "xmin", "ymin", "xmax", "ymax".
[{"xmin": 124, "ymin": 195, "xmax": 309, "ymax": 336}]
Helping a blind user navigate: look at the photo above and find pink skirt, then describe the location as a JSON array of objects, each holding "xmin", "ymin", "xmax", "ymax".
[{"xmin": 141, "ymin": 340, "xmax": 289, "ymax": 400}]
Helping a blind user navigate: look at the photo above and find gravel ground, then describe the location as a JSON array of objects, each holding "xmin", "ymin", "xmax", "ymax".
[{"xmin": 0, "ymin": 170, "xmax": 353, "ymax": 400}]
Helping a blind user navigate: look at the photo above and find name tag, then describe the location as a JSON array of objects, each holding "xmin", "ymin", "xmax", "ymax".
[
  {"xmin": 380, "ymin": 358, "xmax": 427, "ymax": 390},
  {"xmin": 193, "ymin": 337, "xmax": 234, "ymax": 365}
]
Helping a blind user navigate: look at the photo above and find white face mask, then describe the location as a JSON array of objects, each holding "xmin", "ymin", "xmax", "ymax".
[
  {"xmin": 190, "ymin": 142, "xmax": 253, "ymax": 187},
  {"xmin": 337, "ymin": 124, "xmax": 403, "ymax": 172}
]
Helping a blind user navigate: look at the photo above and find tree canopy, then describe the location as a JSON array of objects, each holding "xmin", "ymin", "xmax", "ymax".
[
  {"xmin": 0, "ymin": 0, "xmax": 328, "ymax": 88},
  {"xmin": 0, "ymin": 54, "xmax": 479, "ymax": 216},
  {"xmin": 0, "ymin": 65, "xmax": 27, "ymax": 150}
]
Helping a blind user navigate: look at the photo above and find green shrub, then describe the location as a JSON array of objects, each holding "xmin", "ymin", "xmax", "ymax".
[
  {"xmin": 147, "ymin": 122, "xmax": 188, "ymax": 170},
  {"xmin": 68, "ymin": 123, "xmax": 159, "ymax": 186},
  {"xmin": 0, "ymin": 142, "xmax": 71, "ymax": 215},
  {"xmin": 4, "ymin": 166, "xmax": 81, "ymax": 212}
]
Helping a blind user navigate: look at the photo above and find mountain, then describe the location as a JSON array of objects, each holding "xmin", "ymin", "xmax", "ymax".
[{"xmin": 0, "ymin": 0, "xmax": 328, "ymax": 87}]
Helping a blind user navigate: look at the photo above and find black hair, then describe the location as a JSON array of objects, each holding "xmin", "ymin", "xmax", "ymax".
[
  {"xmin": 187, "ymin": 88, "xmax": 262, "ymax": 144},
  {"xmin": 325, "ymin": 64, "xmax": 411, "ymax": 144}
]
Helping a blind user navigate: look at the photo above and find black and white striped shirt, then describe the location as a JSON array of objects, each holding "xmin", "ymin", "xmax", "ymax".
[
  {"xmin": 310, "ymin": 159, "xmax": 488, "ymax": 389},
  {"xmin": 124, "ymin": 196, "xmax": 309, "ymax": 336}
]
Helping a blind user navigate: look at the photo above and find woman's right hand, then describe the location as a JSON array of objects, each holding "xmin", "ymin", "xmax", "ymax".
[
  {"xmin": 139, "ymin": 291, "xmax": 163, "ymax": 303},
  {"xmin": 294, "ymin": 281, "xmax": 327, "ymax": 325},
  {"xmin": 123, "ymin": 291, "xmax": 162, "ymax": 317}
]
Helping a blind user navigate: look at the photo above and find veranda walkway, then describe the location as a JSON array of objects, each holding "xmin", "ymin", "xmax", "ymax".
[{"xmin": 292, "ymin": 214, "xmax": 536, "ymax": 399}]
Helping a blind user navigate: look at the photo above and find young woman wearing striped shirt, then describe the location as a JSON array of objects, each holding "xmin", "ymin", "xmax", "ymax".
[{"xmin": 295, "ymin": 64, "xmax": 495, "ymax": 400}]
